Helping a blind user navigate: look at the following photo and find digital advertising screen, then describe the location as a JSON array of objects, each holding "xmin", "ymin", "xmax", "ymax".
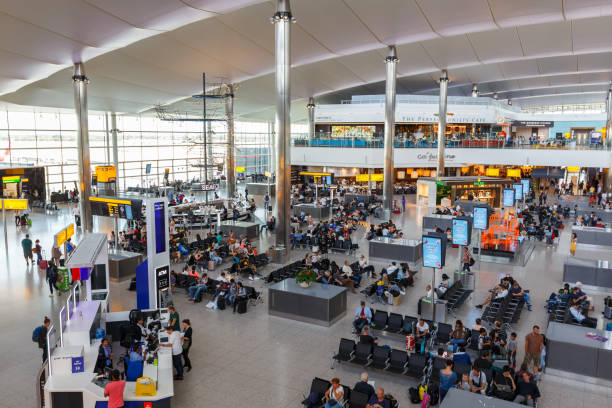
[
  {"xmin": 502, "ymin": 188, "xmax": 515, "ymax": 207},
  {"xmin": 513, "ymin": 183, "xmax": 523, "ymax": 200},
  {"xmin": 521, "ymin": 179, "xmax": 530, "ymax": 197},
  {"xmin": 473, "ymin": 206, "xmax": 489, "ymax": 230},
  {"xmin": 422, "ymin": 235, "xmax": 444, "ymax": 268},
  {"xmin": 154, "ymin": 201, "xmax": 166, "ymax": 254},
  {"xmin": 452, "ymin": 218, "xmax": 471, "ymax": 246}
]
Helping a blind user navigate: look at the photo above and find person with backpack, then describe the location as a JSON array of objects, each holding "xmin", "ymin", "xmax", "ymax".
[
  {"xmin": 46, "ymin": 259, "xmax": 59, "ymax": 297},
  {"xmin": 33, "ymin": 317, "xmax": 51, "ymax": 363},
  {"xmin": 461, "ymin": 247, "xmax": 473, "ymax": 272}
]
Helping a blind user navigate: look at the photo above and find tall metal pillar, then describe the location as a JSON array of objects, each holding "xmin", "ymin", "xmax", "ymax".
[
  {"xmin": 272, "ymin": 0, "xmax": 294, "ymax": 255},
  {"xmin": 73, "ymin": 62, "xmax": 93, "ymax": 233},
  {"xmin": 436, "ymin": 70, "xmax": 448, "ymax": 178},
  {"xmin": 382, "ymin": 46, "xmax": 398, "ymax": 212},
  {"xmin": 605, "ymin": 84, "xmax": 612, "ymax": 192},
  {"xmin": 306, "ymin": 97, "xmax": 315, "ymax": 141},
  {"xmin": 110, "ymin": 113, "xmax": 119, "ymax": 248},
  {"xmin": 225, "ymin": 84, "xmax": 236, "ymax": 199}
]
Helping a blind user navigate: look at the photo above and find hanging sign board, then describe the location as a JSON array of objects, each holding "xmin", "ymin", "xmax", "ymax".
[
  {"xmin": 473, "ymin": 206, "xmax": 489, "ymax": 230},
  {"xmin": 422, "ymin": 234, "xmax": 446, "ymax": 268},
  {"xmin": 513, "ymin": 183, "xmax": 523, "ymax": 200},
  {"xmin": 452, "ymin": 217, "xmax": 472, "ymax": 246},
  {"xmin": 502, "ymin": 188, "xmax": 515, "ymax": 207}
]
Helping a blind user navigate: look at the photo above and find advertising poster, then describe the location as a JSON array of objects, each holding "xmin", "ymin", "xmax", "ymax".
[
  {"xmin": 473, "ymin": 206, "xmax": 489, "ymax": 230},
  {"xmin": 513, "ymin": 183, "xmax": 523, "ymax": 200},
  {"xmin": 452, "ymin": 219, "xmax": 470, "ymax": 246},
  {"xmin": 502, "ymin": 188, "xmax": 515, "ymax": 207},
  {"xmin": 423, "ymin": 235, "xmax": 443, "ymax": 268}
]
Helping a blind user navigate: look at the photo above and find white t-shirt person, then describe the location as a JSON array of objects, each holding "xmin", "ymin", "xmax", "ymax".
[
  {"xmin": 165, "ymin": 330, "xmax": 183, "ymax": 356},
  {"xmin": 326, "ymin": 384, "xmax": 344, "ymax": 406}
]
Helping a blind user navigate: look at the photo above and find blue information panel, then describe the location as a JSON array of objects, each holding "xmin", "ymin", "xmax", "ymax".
[
  {"xmin": 502, "ymin": 188, "xmax": 515, "ymax": 207},
  {"xmin": 473, "ymin": 206, "xmax": 489, "ymax": 230},
  {"xmin": 154, "ymin": 201, "xmax": 166, "ymax": 254},
  {"xmin": 521, "ymin": 179, "xmax": 530, "ymax": 197},
  {"xmin": 72, "ymin": 356, "xmax": 84, "ymax": 373},
  {"xmin": 513, "ymin": 183, "xmax": 523, "ymax": 200},
  {"xmin": 452, "ymin": 218, "xmax": 470, "ymax": 246},
  {"xmin": 423, "ymin": 235, "xmax": 443, "ymax": 268}
]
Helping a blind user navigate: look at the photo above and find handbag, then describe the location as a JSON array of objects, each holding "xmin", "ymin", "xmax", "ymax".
[
  {"xmin": 182, "ymin": 338, "xmax": 191, "ymax": 350},
  {"xmin": 469, "ymin": 257, "xmax": 475, "ymax": 266}
]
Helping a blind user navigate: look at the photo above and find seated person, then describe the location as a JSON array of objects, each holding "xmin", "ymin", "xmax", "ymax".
[
  {"xmin": 437, "ymin": 273, "xmax": 450, "ymax": 297},
  {"xmin": 342, "ymin": 260, "xmax": 361, "ymax": 286},
  {"xmin": 510, "ymin": 281, "xmax": 532, "ymax": 311},
  {"xmin": 475, "ymin": 284, "xmax": 508, "ymax": 309},
  {"xmin": 472, "ymin": 318, "xmax": 483, "ymax": 332},
  {"xmin": 354, "ymin": 372, "xmax": 375, "ymax": 400},
  {"xmin": 187, "ymin": 273, "xmax": 209, "ymax": 301},
  {"xmin": 129, "ymin": 345, "xmax": 144, "ymax": 362},
  {"xmin": 447, "ymin": 320, "xmax": 468, "ymax": 353},
  {"xmin": 397, "ymin": 262, "xmax": 413, "ymax": 287},
  {"xmin": 477, "ymin": 328, "xmax": 491, "ymax": 354},
  {"xmin": 359, "ymin": 326, "xmax": 379, "ymax": 346},
  {"xmin": 469, "ymin": 366, "xmax": 487, "ymax": 395},
  {"xmin": 493, "ymin": 366, "xmax": 516, "ymax": 401},
  {"xmin": 324, "ymin": 378, "xmax": 344, "ymax": 408},
  {"xmin": 333, "ymin": 270, "xmax": 356, "ymax": 293},
  {"xmin": 474, "ymin": 351, "xmax": 493, "ymax": 370},
  {"xmin": 209, "ymin": 249, "xmax": 222, "ymax": 265},
  {"xmin": 188, "ymin": 265, "xmax": 200, "ymax": 280},
  {"xmin": 490, "ymin": 320, "xmax": 507, "ymax": 353},
  {"xmin": 94, "ymin": 338, "xmax": 113, "ymax": 374},
  {"xmin": 232, "ymin": 282, "xmax": 247, "ymax": 313},
  {"xmin": 352, "ymin": 300, "xmax": 372, "ymax": 334},
  {"xmin": 367, "ymin": 387, "xmax": 390, "ymax": 408},
  {"xmin": 417, "ymin": 284, "xmax": 437, "ymax": 314},
  {"xmin": 212, "ymin": 272, "xmax": 229, "ymax": 299},
  {"xmin": 570, "ymin": 305, "xmax": 598, "ymax": 328},
  {"xmin": 513, "ymin": 372, "xmax": 540, "ymax": 406},
  {"xmin": 570, "ymin": 286, "xmax": 587, "ymax": 307},
  {"xmin": 415, "ymin": 318, "xmax": 429, "ymax": 343}
]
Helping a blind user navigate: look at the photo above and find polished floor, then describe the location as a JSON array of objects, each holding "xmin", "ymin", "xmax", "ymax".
[{"xmin": 2, "ymin": 193, "xmax": 612, "ymax": 408}]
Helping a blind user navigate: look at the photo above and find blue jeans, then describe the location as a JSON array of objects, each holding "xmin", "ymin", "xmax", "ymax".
[
  {"xmin": 350, "ymin": 275, "xmax": 362, "ymax": 286},
  {"xmin": 353, "ymin": 318, "xmax": 368, "ymax": 333},
  {"xmin": 450, "ymin": 339, "xmax": 466, "ymax": 353},
  {"xmin": 225, "ymin": 293, "xmax": 236, "ymax": 304},
  {"xmin": 211, "ymin": 255, "xmax": 222, "ymax": 264},
  {"xmin": 320, "ymin": 277, "xmax": 329, "ymax": 284},
  {"xmin": 188, "ymin": 285, "xmax": 206, "ymax": 299},
  {"xmin": 524, "ymin": 292, "xmax": 531, "ymax": 305},
  {"xmin": 172, "ymin": 354, "xmax": 183, "ymax": 378},
  {"xmin": 462, "ymin": 262, "xmax": 470, "ymax": 272}
]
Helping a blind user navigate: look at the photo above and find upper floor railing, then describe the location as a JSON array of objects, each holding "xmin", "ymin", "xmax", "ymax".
[{"xmin": 292, "ymin": 132, "xmax": 609, "ymax": 151}]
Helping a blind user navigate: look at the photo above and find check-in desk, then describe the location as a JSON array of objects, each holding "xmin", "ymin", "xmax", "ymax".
[
  {"xmin": 368, "ymin": 237, "xmax": 422, "ymax": 263},
  {"xmin": 572, "ymin": 225, "xmax": 612, "ymax": 247},
  {"xmin": 108, "ymin": 250, "xmax": 143, "ymax": 282},
  {"xmin": 268, "ymin": 279, "xmax": 347, "ymax": 327},
  {"xmin": 220, "ymin": 220, "xmax": 259, "ymax": 240},
  {"xmin": 292, "ymin": 204, "xmax": 331, "ymax": 219},
  {"xmin": 563, "ymin": 257, "xmax": 612, "ymax": 289},
  {"xmin": 547, "ymin": 321, "xmax": 612, "ymax": 382}
]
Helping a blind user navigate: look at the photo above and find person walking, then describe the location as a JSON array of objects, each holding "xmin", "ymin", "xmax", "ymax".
[
  {"xmin": 402, "ymin": 195, "xmax": 406, "ymax": 213},
  {"xmin": 103, "ymin": 369, "xmax": 126, "ymax": 408},
  {"xmin": 181, "ymin": 319, "xmax": 192, "ymax": 372},
  {"xmin": 73, "ymin": 205, "xmax": 81, "ymax": 227},
  {"xmin": 51, "ymin": 244, "xmax": 62, "ymax": 266},
  {"xmin": 34, "ymin": 239, "xmax": 43, "ymax": 266},
  {"xmin": 461, "ymin": 247, "xmax": 473, "ymax": 272},
  {"xmin": 35, "ymin": 316, "xmax": 51, "ymax": 363},
  {"xmin": 244, "ymin": 187, "xmax": 249, "ymax": 199},
  {"xmin": 21, "ymin": 233, "xmax": 33, "ymax": 266},
  {"xmin": 523, "ymin": 325, "xmax": 544, "ymax": 376},
  {"xmin": 569, "ymin": 233, "xmax": 577, "ymax": 257},
  {"xmin": 46, "ymin": 259, "xmax": 59, "ymax": 297}
]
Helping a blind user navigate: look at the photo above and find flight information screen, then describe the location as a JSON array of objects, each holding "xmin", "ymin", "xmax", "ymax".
[{"xmin": 89, "ymin": 197, "xmax": 142, "ymax": 220}]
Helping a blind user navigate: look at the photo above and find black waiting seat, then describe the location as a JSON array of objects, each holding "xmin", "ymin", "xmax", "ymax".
[
  {"xmin": 388, "ymin": 349, "xmax": 409, "ymax": 374},
  {"xmin": 369, "ymin": 346, "xmax": 390, "ymax": 370},
  {"xmin": 370, "ymin": 310, "xmax": 388, "ymax": 330},
  {"xmin": 406, "ymin": 353, "xmax": 428, "ymax": 378},
  {"xmin": 353, "ymin": 342, "xmax": 373, "ymax": 365},
  {"xmin": 386, "ymin": 313, "xmax": 403, "ymax": 333},
  {"xmin": 334, "ymin": 338, "xmax": 356, "ymax": 362},
  {"xmin": 402, "ymin": 316, "xmax": 417, "ymax": 334},
  {"xmin": 436, "ymin": 323, "xmax": 453, "ymax": 344},
  {"xmin": 430, "ymin": 357, "xmax": 448, "ymax": 383},
  {"xmin": 453, "ymin": 361, "xmax": 471, "ymax": 378},
  {"xmin": 349, "ymin": 389, "xmax": 370, "ymax": 408},
  {"xmin": 468, "ymin": 329, "xmax": 480, "ymax": 351},
  {"xmin": 301, "ymin": 377, "xmax": 330, "ymax": 408}
]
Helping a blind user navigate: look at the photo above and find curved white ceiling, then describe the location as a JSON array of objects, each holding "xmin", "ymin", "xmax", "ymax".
[{"xmin": 2, "ymin": 0, "xmax": 612, "ymax": 120}]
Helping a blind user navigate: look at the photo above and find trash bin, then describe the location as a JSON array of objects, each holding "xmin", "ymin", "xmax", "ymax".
[
  {"xmin": 269, "ymin": 246, "xmax": 286, "ymax": 264},
  {"xmin": 454, "ymin": 270, "xmax": 475, "ymax": 291},
  {"xmin": 420, "ymin": 298, "xmax": 447, "ymax": 322}
]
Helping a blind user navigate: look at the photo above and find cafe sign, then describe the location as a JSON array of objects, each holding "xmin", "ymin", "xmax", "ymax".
[{"xmin": 416, "ymin": 153, "xmax": 457, "ymax": 162}]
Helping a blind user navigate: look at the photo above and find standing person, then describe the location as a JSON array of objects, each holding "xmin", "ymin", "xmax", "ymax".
[
  {"xmin": 439, "ymin": 360, "xmax": 457, "ymax": 401},
  {"xmin": 264, "ymin": 193, "xmax": 270, "ymax": 212},
  {"xmin": 65, "ymin": 238, "xmax": 75, "ymax": 256},
  {"xmin": 46, "ymin": 259, "xmax": 59, "ymax": 297},
  {"xmin": 181, "ymin": 319, "xmax": 192, "ymax": 372},
  {"xmin": 523, "ymin": 325, "xmax": 544, "ymax": 375},
  {"xmin": 35, "ymin": 316, "xmax": 51, "ymax": 363},
  {"xmin": 103, "ymin": 369, "xmax": 126, "ymax": 408},
  {"xmin": 461, "ymin": 247, "xmax": 472, "ymax": 272},
  {"xmin": 161, "ymin": 326, "xmax": 184, "ymax": 380},
  {"xmin": 21, "ymin": 233, "xmax": 33, "ymax": 266},
  {"xmin": 570, "ymin": 233, "xmax": 577, "ymax": 257},
  {"xmin": 73, "ymin": 205, "xmax": 81, "ymax": 227},
  {"xmin": 168, "ymin": 305, "xmax": 180, "ymax": 331},
  {"xmin": 401, "ymin": 195, "xmax": 406, "ymax": 213},
  {"xmin": 51, "ymin": 244, "xmax": 62, "ymax": 266},
  {"xmin": 34, "ymin": 239, "xmax": 43, "ymax": 266},
  {"xmin": 244, "ymin": 187, "xmax": 248, "ymax": 199}
]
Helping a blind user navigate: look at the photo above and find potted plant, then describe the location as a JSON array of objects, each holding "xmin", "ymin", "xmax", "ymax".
[{"xmin": 296, "ymin": 269, "xmax": 316, "ymax": 288}]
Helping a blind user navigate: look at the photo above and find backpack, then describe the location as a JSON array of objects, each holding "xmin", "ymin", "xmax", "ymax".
[
  {"xmin": 32, "ymin": 326, "xmax": 43, "ymax": 342},
  {"xmin": 409, "ymin": 387, "xmax": 421, "ymax": 403},
  {"xmin": 428, "ymin": 384, "xmax": 439, "ymax": 406},
  {"xmin": 216, "ymin": 296, "xmax": 226, "ymax": 310}
]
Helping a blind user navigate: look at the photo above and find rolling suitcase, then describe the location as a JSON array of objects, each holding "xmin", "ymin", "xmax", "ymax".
[
  {"xmin": 237, "ymin": 299, "xmax": 247, "ymax": 314},
  {"xmin": 208, "ymin": 260, "xmax": 215, "ymax": 271}
]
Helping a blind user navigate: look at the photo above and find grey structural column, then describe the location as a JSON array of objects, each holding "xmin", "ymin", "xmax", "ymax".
[
  {"xmin": 225, "ymin": 84, "xmax": 236, "ymax": 199},
  {"xmin": 73, "ymin": 62, "xmax": 93, "ymax": 233},
  {"xmin": 382, "ymin": 46, "xmax": 398, "ymax": 212},
  {"xmin": 272, "ymin": 0, "xmax": 294, "ymax": 254},
  {"xmin": 436, "ymin": 70, "xmax": 448, "ymax": 177},
  {"xmin": 306, "ymin": 97, "xmax": 315, "ymax": 141},
  {"xmin": 110, "ymin": 112, "xmax": 119, "ymax": 248},
  {"xmin": 606, "ymin": 84, "xmax": 612, "ymax": 192}
]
